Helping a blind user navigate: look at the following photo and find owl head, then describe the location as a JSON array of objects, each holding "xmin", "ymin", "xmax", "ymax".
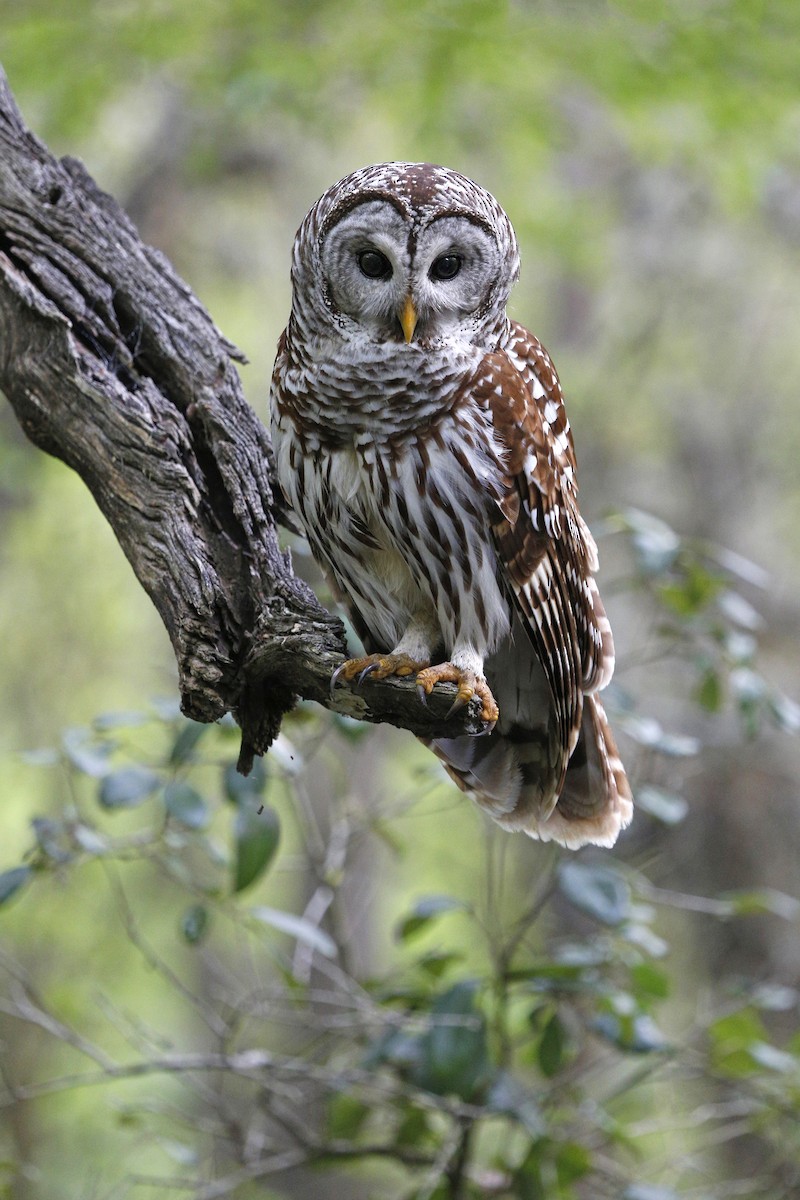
[{"xmin": 289, "ymin": 162, "xmax": 520, "ymax": 352}]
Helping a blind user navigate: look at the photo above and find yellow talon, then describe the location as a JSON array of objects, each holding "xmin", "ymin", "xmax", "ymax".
[
  {"xmin": 415, "ymin": 664, "xmax": 499, "ymax": 726},
  {"xmin": 332, "ymin": 655, "xmax": 500, "ymax": 730},
  {"xmin": 331, "ymin": 652, "xmax": 429, "ymax": 695}
]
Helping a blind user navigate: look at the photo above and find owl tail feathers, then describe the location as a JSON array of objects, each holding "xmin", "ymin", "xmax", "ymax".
[
  {"xmin": 429, "ymin": 695, "xmax": 632, "ymax": 850},
  {"xmin": 535, "ymin": 695, "xmax": 633, "ymax": 848}
]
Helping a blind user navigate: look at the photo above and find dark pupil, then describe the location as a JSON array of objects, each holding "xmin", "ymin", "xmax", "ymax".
[
  {"xmin": 358, "ymin": 249, "xmax": 391, "ymax": 278},
  {"xmin": 431, "ymin": 254, "xmax": 461, "ymax": 280}
]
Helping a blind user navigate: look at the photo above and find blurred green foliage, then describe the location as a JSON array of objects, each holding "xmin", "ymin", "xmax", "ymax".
[
  {"xmin": 0, "ymin": 517, "xmax": 797, "ymax": 1198},
  {"xmin": 7, "ymin": 0, "xmax": 800, "ymax": 203}
]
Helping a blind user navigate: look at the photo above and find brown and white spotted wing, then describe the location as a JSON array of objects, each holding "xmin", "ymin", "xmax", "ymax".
[
  {"xmin": 437, "ymin": 325, "xmax": 632, "ymax": 844},
  {"xmin": 502, "ymin": 323, "xmax": 615, "ymax": 695}
]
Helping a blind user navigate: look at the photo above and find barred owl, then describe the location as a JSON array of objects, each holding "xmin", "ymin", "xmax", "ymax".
[{"xmin": 270, "ymin": 162, "xmax": 632, "ymax": 848}]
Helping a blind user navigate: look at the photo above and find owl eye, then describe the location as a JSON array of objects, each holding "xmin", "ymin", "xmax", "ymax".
[
  {"xmin": 357, "ymin": 249, "xmax": 392, "ymax": 279},
  {"xmin": 430, "ymin": 254, "xmax": 462, "ymax": 281}
]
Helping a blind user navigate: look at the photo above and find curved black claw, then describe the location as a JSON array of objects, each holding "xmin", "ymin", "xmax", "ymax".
[
  {"xmin": 416, "ymin": 684, "xmax": 429, "ymax": 709},
  {"xmin": 330, "ymin": 662, "xmax": 348, "ymax": 698},
  {"xmin": 477, "ymin": 718, "xmax": 497, "ymax": 737},
  {"xmin": 357, "ymin": 661, "xmax": 382, "ymax": 687},
  {"xmin": 445, "ymin": 693, "xmax": 470, "ymax": 720}
]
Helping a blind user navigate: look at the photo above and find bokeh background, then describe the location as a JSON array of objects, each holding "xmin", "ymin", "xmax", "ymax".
[{"xmin": 1, "ymin": 2, "xmax": 799, "ymax": 1197}]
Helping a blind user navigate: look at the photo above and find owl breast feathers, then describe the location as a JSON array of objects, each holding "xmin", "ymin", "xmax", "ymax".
[{"xmin": 270, "ymin": 161, "xmax": 632, "ymax": 849}]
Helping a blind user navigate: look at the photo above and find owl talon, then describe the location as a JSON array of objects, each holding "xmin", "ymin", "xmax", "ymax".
[
  {"xmin": 445, "ymin": 693, "xmax": 469, "ymax": 720},
  {"xmin": 330, "ymin": 662, "xmax": 349, "ymax": 697},
  {"xmin": 415, "ymin": 664, "xmax": 500, "ymax": 728},
  {"xmin": 331, "ymin": 653, "xmax": 430, "ymax": 696},
  {"xmin": 417, "ymin": 684, "xmax": 429, "ymax": 708},
  {"xmin": 357, "ymin": 661, "xmax": 382, "ymax": 686}
]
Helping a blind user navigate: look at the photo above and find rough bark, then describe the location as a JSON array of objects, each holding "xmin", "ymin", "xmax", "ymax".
[{"xmin": 0, "ymin": 70, "xmax": 488, "ymax": 769}]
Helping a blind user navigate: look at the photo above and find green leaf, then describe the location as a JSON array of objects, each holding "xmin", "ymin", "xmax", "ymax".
[
  {"xmin": 635, "ymin": 786, "xmax": 688, "ymax": 826},
  {"xmin": 327, "ymin": 1093, "xmax": 370, "ymax": 1140},
  {"xmin": 181, "ymin": 904, "xmax": 209, "ymax": 944},
  {"xmin": 164, "ymin": 782, "xmax": 209, "ymax": 829},
  {"xmin": 695, "ymin": 667, "xmax": 723, "ymax": 712},
  {"xmin": 0, "ymin": 867, "xmax": 31, "ymax": 907},
  {"xmin": 709, "ymin": 1007, "xmax": 766, "ymax": 1044},
  {"xmin": 537, "ymin": 1012, "xmax": 566, "ymax": 1078},
  {"xmin": 395, "ymin": 895, "xmax": 468, "ymax": 941},
  {"xmin": 556, "ymin": 1140, "xmax": 591, "ymax": 1186},
  {"xmin": 513, "ymin": 1139, "xmax": 549, "ymax": 1200},
  {"xmin": 233, "ymin": 804, "xmax": 280, "ymax": 892},
  {"xmin": 98, "ymin": 767, "xmax": 160, "ymax": 809},
  {"xmin": 558, "ymin": 861, "xmax": 631, "ymax": 926},
  {"xmin": 169, "ymin": 720, "xmax": 209, "ymax": 766},
  {"xmin": 658, "ymin": 561, "xmax": 723, "ymax": 616},
  {"xmin": 708, "ymin": 1007, "xmax": 769, "ymax": 1077},
  {"xmin": 410, "ymin": 981, "xmax": 492, "ymax": 1101},
  {"xmin": 250, "ymin": 905, "xmax": 336, "ymax": 958},
  {"xmin": 417, "ymin": 951, "xmax": 462, "ymax": 980},
  {"xmin": 395, "ymin": 1107, "xmax": 434, "ymax": 1148},
  {"xmin": 507, "ymin": 961, "xmax": 586, "ymax": 986},
  {"xmin": 630, "ymin": 962, "xmax": 670, "ymax": 1001}
]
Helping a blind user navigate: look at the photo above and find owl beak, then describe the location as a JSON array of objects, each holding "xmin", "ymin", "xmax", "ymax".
[{"xmin": 399, "ymin": 294, "xmax": 418, "ymax": 344}]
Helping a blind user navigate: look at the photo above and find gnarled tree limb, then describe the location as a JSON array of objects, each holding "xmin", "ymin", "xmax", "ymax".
[{"xmin": 0, "ymin": 70, "xmax": 488, "ymax": 769}]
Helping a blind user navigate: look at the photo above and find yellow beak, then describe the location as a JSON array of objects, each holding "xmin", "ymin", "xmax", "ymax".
[{"xmin": 399, "ymin": 294, "xmax": 418, "ymax": 344}]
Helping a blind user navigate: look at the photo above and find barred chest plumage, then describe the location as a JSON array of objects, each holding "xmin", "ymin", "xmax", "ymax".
[{"xmin": 271, "ymin": 337, "xmax": 513, "ymax": 660}]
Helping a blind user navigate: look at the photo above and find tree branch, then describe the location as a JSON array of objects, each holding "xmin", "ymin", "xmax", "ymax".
[{"xmin": 0, "ymin": 70, "xmax": 489, "ymax": 769}]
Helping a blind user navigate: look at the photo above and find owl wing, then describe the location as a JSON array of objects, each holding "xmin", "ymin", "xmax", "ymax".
[{"xmin": 478, "ymin": 322, "xmax": 615, "ymax": 776}]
